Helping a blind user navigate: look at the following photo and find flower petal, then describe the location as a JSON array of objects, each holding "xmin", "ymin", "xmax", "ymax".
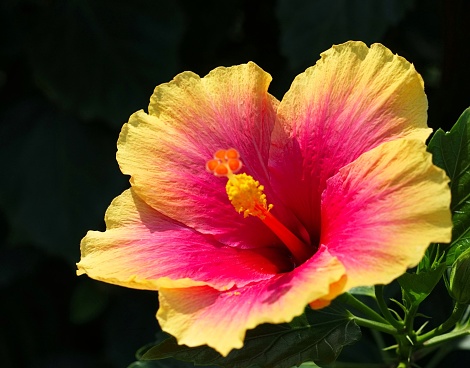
[
  {"xmin": 117, "ymin": 63, "xmax": 281, "ymax": 248},
  {"xmin": 321, "ymin": 139, "xmax": 452, "ymax": 290},
  {"xmin": 77, "ymin": 189, "xmax": 292, "ymax": 291},
  {"xmin": 270, "ymin": 41, "xmax": 430, "ymax": 236},
  {"xmin": 157, "ymin": 246, "xmax": 345, "ymax": 356}
]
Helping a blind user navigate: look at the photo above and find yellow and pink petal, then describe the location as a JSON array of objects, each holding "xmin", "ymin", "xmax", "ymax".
[
  {"xmin": 157, "ymin": 245, "xmax": 345, "ymax": 356},
  {"xmin": 77, "ymin": 189, "xmax": 293, "ymax": 291},
  {"xmin": 321, "ymin": 139, "xmax": 452, "ymax": 291},
  {"xmin": 76, "ymin": 41, "xmax": 454, "ymax": 358},
  {"xmin": 270, "ymin": 41, "xmax": 430, "ymax": 235},
  {"xmin": 116, "ymin": 63, "xmax": 288, "ymax": 249}
]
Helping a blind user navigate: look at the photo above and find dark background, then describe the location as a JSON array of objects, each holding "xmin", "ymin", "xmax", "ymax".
[{"xmin": 0, "ymin": 0, "xmax": 469, "ymax": 367}]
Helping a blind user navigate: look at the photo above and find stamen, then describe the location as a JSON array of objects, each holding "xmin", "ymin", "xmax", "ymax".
[
  {"xmin": 206, "ymin": 149, "xmax": 312, "ymax": 265},
  {"xmin": 225, "ymin": 173, "xmax": 272, "ymax": 219}
]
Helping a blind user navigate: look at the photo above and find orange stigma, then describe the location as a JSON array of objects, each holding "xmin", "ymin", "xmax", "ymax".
[
  {"xmin": 206, "ymin": 148, "xmax": 243, "ymax": 177},
  {"xmin": 206, "ymin": 148, "xmax": 312, "ymax": 266}
]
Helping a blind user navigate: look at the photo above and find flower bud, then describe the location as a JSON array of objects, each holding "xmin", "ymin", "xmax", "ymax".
[{"xmin": 448, "ymin": 248, "xmax": 470, "ymax": 304}]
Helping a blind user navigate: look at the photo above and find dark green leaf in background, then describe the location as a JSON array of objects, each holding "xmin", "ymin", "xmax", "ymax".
[
  {"xmin": 139, "ymin": 302, "xmax": 360, "ymax": 368},
  {"xmin": 427, "ymin": 107, "xmax": 470, "ymax": 265},
  {"xmin": 276, "ymin": 0, "xmax": 415, "ymax": 71},
  {"xmin": 179, "ymin": 0, "xmax": 245, "ymax": 70},
  {"xmin": 69, "ymin": 278, "xmax": 110, "ymax": 324},
  {"xmin": 0, "ymin": 98, "xmax": 127, "ymax": 262},
  {"xmin": 20, "ymin": 0, "xmax": 185, "ymax": 126}
]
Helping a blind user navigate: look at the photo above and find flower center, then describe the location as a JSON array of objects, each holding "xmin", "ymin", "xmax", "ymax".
[{"xmin": 206, "ymin": 148, "xmax": 312, "ymax": 265}]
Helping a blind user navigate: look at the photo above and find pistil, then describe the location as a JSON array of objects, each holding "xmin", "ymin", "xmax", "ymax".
[
  {"xmin": 206, "ymin": 148, "xmax": 312, "ymax": 265},
  {"xmin": 261, "ymin": 210, "xmax": 312, "ymax": 266}
]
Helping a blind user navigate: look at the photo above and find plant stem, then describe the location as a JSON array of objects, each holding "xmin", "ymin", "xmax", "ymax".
[
  {"xmin": 422, "ymin": 328, "xmax": 470, "ymax": 349},
  {"xmin": 352, "ymin": 315, "xmax": 398, "ymax": 335},
  {"xmin": 403, "ymin": 304, "xmax": 419, "ymax": 339},
  {"xmin": 375, "ymin": 285, "xmax": 403, "ymax": 330},
  {"xmin": 417, "ymin": 303, "xmax": 468, "ymax": 343},
  {"xmin": 341, "ymin": 293, "xmax": 390, "ymax": 325}
]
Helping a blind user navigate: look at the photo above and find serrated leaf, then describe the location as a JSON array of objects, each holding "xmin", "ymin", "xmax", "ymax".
[
  {"xmin": 276, "ymin": 0, "xmax": 414, "ymax": 70},
  {"xmin": 428, "ymin": 107, "xmax": 470, "ymax": 264},
  {"xmin": 21, "ymin": 0, "xmax": 184, "ymax": 126},
  {"xmin": 397, "ymin": 263, "xmax": 447, "ymax": 307},
  {"xmin": 139, "ymin": 302, "xmax": 361, "ymax": 368}
]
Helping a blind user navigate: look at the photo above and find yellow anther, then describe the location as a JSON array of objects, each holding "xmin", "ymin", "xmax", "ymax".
[{"xmin": 226, "ymin": 173, "xmax": 273, "ymax": 219}]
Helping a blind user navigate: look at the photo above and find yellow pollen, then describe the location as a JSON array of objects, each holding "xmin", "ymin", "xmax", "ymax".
[
  {"xmin": 226, "ymin": 173, "xmax": 273, "ymax": 219},
  {"xmin": 205, "ymin": 148, "xmax": 272, "ymax": 218}
]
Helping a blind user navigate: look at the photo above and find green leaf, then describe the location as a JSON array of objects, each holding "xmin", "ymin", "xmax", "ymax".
[
  {"xmin": 419, "ymin": 243, "xmax": 446, "ymax": 272},
  {"xmin": 428, "ymin": 107, "xmax": 470, "ymax": 265},
  {"xmin": 21, "ymin": 0, "xmax": 184, "ymax": 126},
  {"xmin": 349, "ymin": 286, "xmax": 375, "ymax": 298},
  {"xmin": 276, "ymin": 0, "xmax": 414, "ymax": 70},
  {"xmin": 398, "ymin": 263, "xmax": 447, "ymax": 307},
  {"xmin": 139, "ymin": 302, "xmax": 361, "ymax": 368}
]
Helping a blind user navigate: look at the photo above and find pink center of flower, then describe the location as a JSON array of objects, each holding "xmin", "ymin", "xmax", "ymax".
[{"xmin": 206, "ymin": 148, "xmax": 312, "ymax": 266}]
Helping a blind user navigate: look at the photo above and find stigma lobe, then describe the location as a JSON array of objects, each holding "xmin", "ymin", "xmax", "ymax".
[{"xmin": 206, "ymin": 148, "xmax": 243, "ymax": 177}]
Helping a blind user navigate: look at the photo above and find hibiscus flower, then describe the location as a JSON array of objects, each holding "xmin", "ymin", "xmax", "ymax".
[{"xmin": 77, "ymin": 41, "xmax": 452, "ymax": 356}]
